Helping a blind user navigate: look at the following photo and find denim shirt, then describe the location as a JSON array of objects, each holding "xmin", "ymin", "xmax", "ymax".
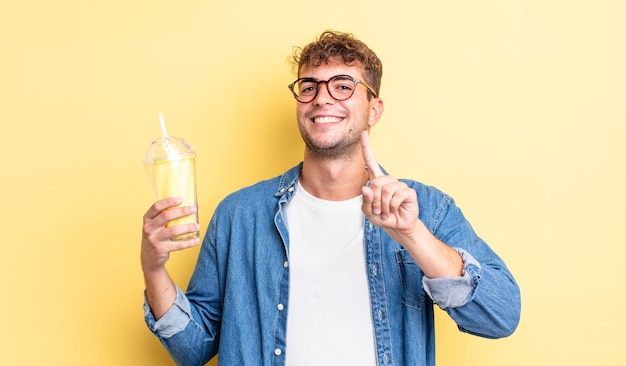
[{"xmin": 144, "ymin": 163, "xmax": 521, "ymax": 366}]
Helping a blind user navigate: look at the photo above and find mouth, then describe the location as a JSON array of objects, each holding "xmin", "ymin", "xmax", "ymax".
[{"xmin": 312, "ymin": 116, "xmax": 344, "ymax": 124}]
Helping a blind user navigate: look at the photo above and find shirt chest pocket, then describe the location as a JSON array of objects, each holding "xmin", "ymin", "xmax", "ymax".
[{"xmin": 395, "ymin": 249, "xmax": 426, "ymax": 310}]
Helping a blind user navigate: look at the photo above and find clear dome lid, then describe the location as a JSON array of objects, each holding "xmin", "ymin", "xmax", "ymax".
[{"xmin": 143, "ymin": 135, "xmax": 195, "ymax": 164}]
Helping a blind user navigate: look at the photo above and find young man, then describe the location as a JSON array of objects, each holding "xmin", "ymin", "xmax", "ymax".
[{"xmin": 141, "ymin": 30, "xmax": 521, "ymax": 366}]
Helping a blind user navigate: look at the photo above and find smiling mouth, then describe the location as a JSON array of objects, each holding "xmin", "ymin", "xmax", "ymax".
[{"xmin": 313, "ymin": 116, "xmax": 343, "ymax": 124}]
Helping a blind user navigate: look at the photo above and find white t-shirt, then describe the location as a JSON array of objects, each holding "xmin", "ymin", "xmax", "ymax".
[{"xmin": 283, "ymin": 181, "xmax": 376, "ymax": 366}]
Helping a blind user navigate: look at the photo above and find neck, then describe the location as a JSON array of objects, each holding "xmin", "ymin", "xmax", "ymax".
[{"xmin": 299, "ymin": 151, "xmax": 369, "ymax": 201}]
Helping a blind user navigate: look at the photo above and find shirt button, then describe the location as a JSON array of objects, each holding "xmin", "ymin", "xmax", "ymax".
[
  {"xmin": 288, "ymin": 186, "xmax": 294, "ymax": 192},
  {"xmin": 371, "ymin": 265, "xmax": 378, "ymax": 276},
  {"xmin": 274, "ymin": 348, "xmax": 282, "ymax": 356},
  {"xmin": 283, "ymin": 261, "xmax": 289, "ymax": 268},
  {"xmin": 277, "ymin": 303, "xmax": 284, "ymax": 311}
]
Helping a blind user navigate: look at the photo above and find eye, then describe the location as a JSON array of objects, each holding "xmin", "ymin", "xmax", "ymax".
[
  {"xmin": 329, "ymin": 76, "xmax": 355, "ymax": 94},
  {"xmin": 301, "ymin": 86, "xmax": 317, "ymax": 95},
  {"xmin": 298, "ymin": 81, "xmax": 318, "ymax": 95},
  {"xmin": 335, "ymin": 84, "xmax": 354, "ymax": 91},
  {"xmin": 330, "ymin": 81, "xmax": 354, "ymax": 94}
]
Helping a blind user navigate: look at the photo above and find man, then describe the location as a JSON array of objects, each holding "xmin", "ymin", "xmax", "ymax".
[{"xmin": 141, "ymin": 30, "xmax": 521, "ymax": 366}]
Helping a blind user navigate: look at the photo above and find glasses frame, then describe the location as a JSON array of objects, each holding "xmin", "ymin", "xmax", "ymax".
[{"xmin": 288, "ymin": 74, "xmax": 378, "ymax": 103}]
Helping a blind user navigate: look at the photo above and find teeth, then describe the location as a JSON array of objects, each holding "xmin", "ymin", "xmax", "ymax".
[{"xmin": 314, "ymin": 116, "xmax": 342, "ymax": 124}]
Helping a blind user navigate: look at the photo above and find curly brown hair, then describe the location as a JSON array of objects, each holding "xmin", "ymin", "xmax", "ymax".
[{"xmin": 291, "ymin": 30, "xmax": 383, "ymax": 96}]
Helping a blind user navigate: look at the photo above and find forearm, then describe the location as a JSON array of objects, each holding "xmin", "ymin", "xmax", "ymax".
[
  {"xmin": 143, "ymin": 266, "xmax": 177, "ymax": 319},
  {"xmin": 394, "ymin": 219, "xmax": 464, "ymax": 278}
]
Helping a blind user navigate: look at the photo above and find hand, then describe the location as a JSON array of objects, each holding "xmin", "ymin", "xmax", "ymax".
[
  {"xmin": 141, "ymin": 197, "xmax": 201, "ymax": 272},
  {"xmin": 360, "ymin": 131, "xmax": 420, "ymax": 239}
]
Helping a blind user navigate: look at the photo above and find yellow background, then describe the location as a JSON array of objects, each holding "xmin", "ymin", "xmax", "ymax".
[{"xmin": 1, "ymin": 1, "xmax": 624, "ymax": 365}]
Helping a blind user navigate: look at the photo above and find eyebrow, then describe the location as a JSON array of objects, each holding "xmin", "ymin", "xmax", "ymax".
[{"xmin": 298, "ymin": 74, "xmax": 358, "ymax": 82}]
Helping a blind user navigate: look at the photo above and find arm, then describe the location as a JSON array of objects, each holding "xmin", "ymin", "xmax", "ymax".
[
  {"xmin": 360, "ymin": 131, "xmax": 463, "ymax": 278},
  {"xmin": 430, "ymin": 200, "xmax": 521, "ymax": 338},
  {"xmin": 360, "ymin": 131, "xmax": 520, "ymax": 337},
  {"xmin": 141, "ymin": 197, "xmax": 200, "ymax": 319},
  {"xmin": 142, "ymin": 198, "xmax": 222, "ymax": 365}
]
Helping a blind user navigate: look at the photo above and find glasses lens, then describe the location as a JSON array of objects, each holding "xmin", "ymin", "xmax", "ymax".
[
  {"xmin": 293, "ymin": 79, "xmax": 317, "ymax": 102},
  {"xmin": 327, "ymin": 75, "xmax": 356, "ymax": 101}
]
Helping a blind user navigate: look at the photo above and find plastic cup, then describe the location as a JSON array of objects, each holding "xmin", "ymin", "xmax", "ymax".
[{"xmin": 143, "ymin": 135, "xmax": 199, "ymax": 240}]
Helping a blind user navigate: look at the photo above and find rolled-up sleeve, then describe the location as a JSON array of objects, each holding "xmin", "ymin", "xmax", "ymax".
[
  {"xmin": 422, "ymin": 248, "xmax": 482, "ymax": 309},
  {"xmin": 143, "ymin": 285, "xmax": 192, "ymax": 339}
]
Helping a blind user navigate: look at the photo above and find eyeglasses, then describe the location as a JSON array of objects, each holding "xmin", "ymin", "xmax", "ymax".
[{"xmin": 288, "ymin": 74, "xmax": 378, "ymax": 103}]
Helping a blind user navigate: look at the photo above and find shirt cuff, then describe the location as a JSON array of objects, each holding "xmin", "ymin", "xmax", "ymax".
[
  {"xmin": 422, "ymin": 248, "xmax": 482, "ymax": 309},
  {"xmin": 143, "ymin": 285, "xmax": 192, "ymax": 339}
]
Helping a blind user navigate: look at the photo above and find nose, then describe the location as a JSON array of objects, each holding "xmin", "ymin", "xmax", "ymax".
[{"xmin": 312, "ymin": 81, "xmax": 335, "ymax": 105}]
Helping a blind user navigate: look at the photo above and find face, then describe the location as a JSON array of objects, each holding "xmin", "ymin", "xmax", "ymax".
[{"xmin": 295, "ymin": 61, "xmax": 383, "ymax": 161}]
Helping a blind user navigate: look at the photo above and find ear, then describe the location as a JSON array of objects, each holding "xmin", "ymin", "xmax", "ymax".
[{"xmin": 367, "ymin": 98, "xmax": 384, "ymax": 127}]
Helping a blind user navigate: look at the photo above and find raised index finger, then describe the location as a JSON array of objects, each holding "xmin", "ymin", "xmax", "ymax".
[{"xmin": 360, "ymin": 130, "xmax": 385, "ymax": 178}]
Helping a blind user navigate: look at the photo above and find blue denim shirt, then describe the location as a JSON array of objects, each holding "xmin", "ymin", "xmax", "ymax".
[{"xmin": 144, "ymin": 163, "xmax": 521, "ymax": 366}]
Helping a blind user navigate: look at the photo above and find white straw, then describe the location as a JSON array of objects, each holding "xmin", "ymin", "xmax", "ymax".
[{"xmin": 158, "ymin": 113, "xmax": 168, "ymax": 137}]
